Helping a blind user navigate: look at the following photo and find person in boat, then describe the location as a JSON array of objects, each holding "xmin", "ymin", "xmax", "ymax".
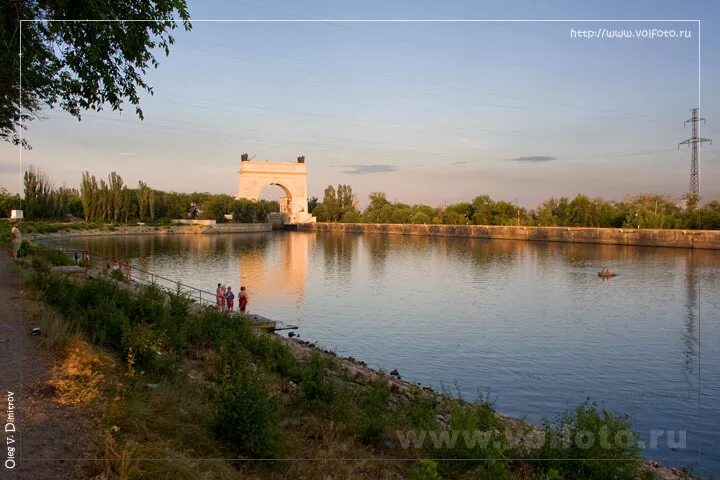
[{"xmin": 239, "ymin": 286, "xmax": 248, "ymax": 314}]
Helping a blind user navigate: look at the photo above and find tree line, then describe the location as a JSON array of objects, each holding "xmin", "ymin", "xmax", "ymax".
[
  {"xmin": 3, "ymin": 171, "xmax": 719, "ymax": 229},
  {"xmin": 0, "ymin": 167, "xmax": 278, "ymax": 223},
  {"xmin": 311, "ymin": 185, "xmax": 720, "ymax": 230}
]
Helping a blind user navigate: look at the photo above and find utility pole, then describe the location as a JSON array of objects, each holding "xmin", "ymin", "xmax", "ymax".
[{"xmin": 678, "ymin": 108, "xmax": 712, "ymax": 205}]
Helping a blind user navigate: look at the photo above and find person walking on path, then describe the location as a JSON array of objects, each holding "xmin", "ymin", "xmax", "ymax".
[
  {"xmin": 225, "ymin": 286, "xmax": 235, "ymax": 312},
  {"xmin": 239, "ymin": 286, "xmax": 248, "ymax": 314},
  {"xmin": 216, "ymin": 283, "xmax": 224, "ymax": 311},
  {"xmin": 10, "ymin": 221, "xmax": 22, "ymax": 260}
]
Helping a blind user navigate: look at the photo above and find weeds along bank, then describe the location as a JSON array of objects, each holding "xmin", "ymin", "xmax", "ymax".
[{"xmin": 15, "ymin": 244, "xmax": 692, "ymax": 480}]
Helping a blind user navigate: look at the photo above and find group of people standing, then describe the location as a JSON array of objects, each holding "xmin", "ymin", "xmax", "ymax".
[{"xmin": 216, "ymin": 284, "xmax": 248, "ymax": 313}]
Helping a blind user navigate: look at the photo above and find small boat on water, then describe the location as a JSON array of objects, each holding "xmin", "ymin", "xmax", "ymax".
[{"xmin": 598, "ymin": 266, "xmax": 617, "ymax": 278}]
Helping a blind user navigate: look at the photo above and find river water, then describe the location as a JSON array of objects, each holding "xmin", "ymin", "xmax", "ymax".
[{"xmin": 52, "ymin": 231, "xmax": 719, "ymax": 474}]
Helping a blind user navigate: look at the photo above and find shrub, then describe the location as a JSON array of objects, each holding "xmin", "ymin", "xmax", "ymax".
[
  {"xmin": 213, "ymin": 370, "xmax": 279, "ymax": 458},
  {"xmin": 122, "ymin": 323, "xmax": 165, "ymax": 368},
  {"xmin": 411, "ymin": 459, "xmax": 444, "ymax": 480},
  {"xmin": 432, "ymin": 398, "xmax": 509, "ymax": 473},
  {"xmin": 129, "ymin": 283, "xmax": 167, "ymax": 324},
  {"xmin": 245, "ymin": 331, "xmax": 295, "ymax": 376},
  {"xmin": 17, "ymin": 240, "xmax": 31, "ymax": 257},
  {"xmin": 158, "ymin": 285, "xmax": 193, "ymax": 351},
  {"xmin": 400, "ymin": 395, "xmax": 439, "ymax": 430},
  {"xmin": 357, "ymin": 376, "xmax": 391, "ymax": 446},
  {"xmin": 109, "ymin": 268, "xmax": 127, "ymax": 282},
  {"xmin": 82, "ymin": 299, "xmax": 130, "ymax": 351},
  {"xmin": 184, "ymin": 307, "xmax": 231, "ymax": 348},
  {"xmin": 530, "ymin": 400, "xmax": 641, "ymax": 480},
  {"xmin": 290, "ymin": 351, "xmax": 336, "ymax": 410},
  {"xmin": 31, "ymin": 255, "xmax": 50, "ymax": 274}
]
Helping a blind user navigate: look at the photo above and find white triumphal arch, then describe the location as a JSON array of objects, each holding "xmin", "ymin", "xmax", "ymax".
[{"xmin": 236, "ymin": 155, "xmax": 316, "ymax": 224}]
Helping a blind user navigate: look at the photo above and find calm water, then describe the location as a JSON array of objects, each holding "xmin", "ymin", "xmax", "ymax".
[{"xmin": 53, "ymin": 231, "xmax": 719, "ymax": 474}]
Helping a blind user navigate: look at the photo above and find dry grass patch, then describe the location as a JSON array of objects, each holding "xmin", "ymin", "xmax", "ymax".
[{"xmin": 48, "ymin": 336, "xmax": 116, "ymax": 406}]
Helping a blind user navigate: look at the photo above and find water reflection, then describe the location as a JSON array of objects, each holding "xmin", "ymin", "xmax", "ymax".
[
  {"xmin": 319, "ymin": 232, "xmax": 357, "ymax": 287},
  {"xmin": 50, "ymin": 231, "xmax": 720, "ymax": 474},
  {"xmin": 240, "ymin": 232, "xmax": 313, "ymax": 308},
  {"xmin": 684, "ymin": 251, "xmax": 698, "ymax": 380}
]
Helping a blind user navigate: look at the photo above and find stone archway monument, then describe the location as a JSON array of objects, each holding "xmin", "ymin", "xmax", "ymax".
[{"xmin": 236, "ymin": 154, "xmax": 316, "ymax": 224}]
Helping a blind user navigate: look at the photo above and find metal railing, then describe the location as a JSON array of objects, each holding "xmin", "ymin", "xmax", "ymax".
[
  {"xmin": 55, "ymin": 248, "xmax": 221, "ymax": 308},
  {"xmin": 49, "ymin": 246, "xmax": 297, "ymax": 330}
]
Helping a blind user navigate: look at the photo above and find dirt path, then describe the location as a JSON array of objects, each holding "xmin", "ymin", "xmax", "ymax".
[{"xmin": 0, "ymin": 254, "xmax": 97, "ymax": 479}]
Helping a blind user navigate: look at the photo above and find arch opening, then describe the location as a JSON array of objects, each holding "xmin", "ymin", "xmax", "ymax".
[{"xmin": 259, "ymin": 183, "xmax": 292, "ymax": 216}]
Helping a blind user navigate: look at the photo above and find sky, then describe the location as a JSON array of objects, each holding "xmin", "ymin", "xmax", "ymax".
[{"xmin": 1, "ymin": 0, "xmax": 719, "ymax": 208}]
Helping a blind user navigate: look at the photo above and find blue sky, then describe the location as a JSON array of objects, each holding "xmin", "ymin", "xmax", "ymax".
[{"xmin": 1, "ymin": 0, "xmax": 718, "ymax": 207}]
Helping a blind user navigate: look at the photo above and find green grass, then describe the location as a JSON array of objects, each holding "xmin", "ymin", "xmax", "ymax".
[{"xmin": 20, "ymin": 221, "xmax": 104, "ymax": 234}]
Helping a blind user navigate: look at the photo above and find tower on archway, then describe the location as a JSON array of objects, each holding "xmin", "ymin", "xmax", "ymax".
[{"xmin": 236, "ymin": 154, "xmax": 316, "ymax": 224}]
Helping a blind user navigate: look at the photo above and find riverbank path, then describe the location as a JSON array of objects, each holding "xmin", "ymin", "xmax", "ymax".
[{"xmin": 0, "ymin": 253, "xmax": 96, "ymax": 479}]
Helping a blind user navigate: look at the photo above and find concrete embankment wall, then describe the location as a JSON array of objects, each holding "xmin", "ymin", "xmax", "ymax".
[
  {"xmin": 30, "ymin": 223, "xmax": 271, "ymax": 240},
  {"xmin": 298, "ymin": 223, "xmax": 720, "ymax": 250}
]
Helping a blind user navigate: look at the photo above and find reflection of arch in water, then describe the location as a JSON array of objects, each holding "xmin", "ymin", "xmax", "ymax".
[{"xmin": 238, "ymin": 232, "xmax": 314, "ymax": 308}]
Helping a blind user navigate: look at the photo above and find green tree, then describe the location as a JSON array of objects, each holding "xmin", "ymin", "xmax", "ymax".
[
  {"xmin": 470, "ymin": 196, "xmax": 493, "ymax": 225},
  {"xmin": 492, "ymin": 200, "xmax": 525, "ymax": 225},
  {"xmin": 409, "ymin": 205, "xmax": 436, "ymax": 224},
  {"xmin": 0, "ymin": 187, "xmax": 21, "ymax": 218},
  {"xmin": 97, "ymin": 179, "xmax": 110, "ymax": 222},
  {"xmin": 621, "ymin": 194, "xmax": 682, "ymax": 229},
  {"xmin": 323, "ymin": 185, "xmax": 339, "ymax": 221},
  {"xmin": 203, "ymin": 197, "xmax": 226, "ymax": 223},
  {"xmin": 691, "ymin": 201, "xmax": 720, "ymax": 229},
  {"xmin": 336, "ymin": 184, "xmax": 356, "ymax": 214},
  {"xmin": 536, "ymin": 197, "xmax": 571, "ymax": 226},
  {"xmin": 230, "ymin": 198, "xmax": 254, "ymax": 223},
  {"xmin": 137, "ymin": 180, "xmax": 152, "ymax": 221},
  {"xmin": 23, "ymin": 166, "xmax": 53, "ymax": 219},
  {"xmin": 80, "ymin": 171, "xmax": 97, "ymax": 221},
  {"xmin": 2, "ymin": 1, "xmax": 191, "ymax": 147},
  {"xmin": 567, "ymin": 194, "xmax": 593, "ymax": 227},
  {"xmin": 53, "ymin": 186, "xmax": 82, "ymax": 219},
  {"xmin": 362, "ymin": 192, "xmax": 392, "ymax": 223},
  {"xmin": 307, "ymin": 196, "xmax": 319, "ymax": 214},
  {"xmin": 442, "ymin": 202, "xmax": 472, "ymax": 225},
  {"xmin": 314, "ymin": 185, "xmax": 339, "ymax": 222},
  {"xmin": 390, "ymin": 204, "xmax": 413, "ymax": 224},
  {"xmin": 108, "ymin": 171, "xmax": 125, "ymax": 223}
]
